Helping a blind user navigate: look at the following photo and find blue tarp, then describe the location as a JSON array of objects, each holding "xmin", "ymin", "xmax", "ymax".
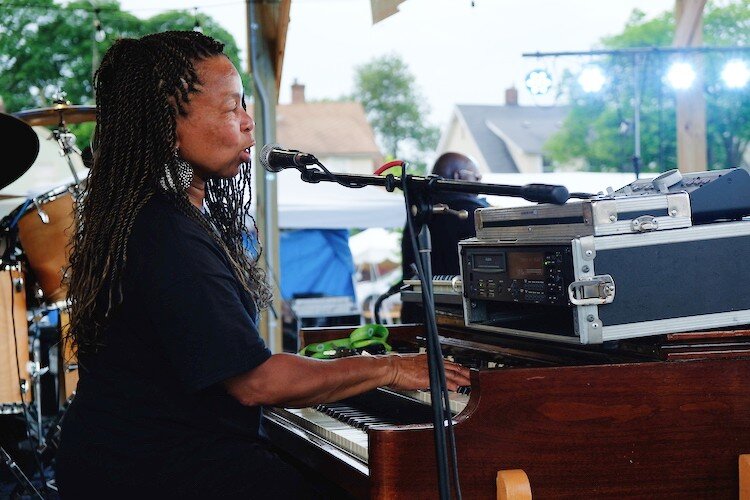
[{"xmin": 279, "ymin": 229, "xmax": 355, "ymax": 301}]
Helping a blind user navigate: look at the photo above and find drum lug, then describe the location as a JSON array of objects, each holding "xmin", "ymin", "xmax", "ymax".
[{"xmin": 33, "ymin": 199, "xmax": 49, "ymax": 224}]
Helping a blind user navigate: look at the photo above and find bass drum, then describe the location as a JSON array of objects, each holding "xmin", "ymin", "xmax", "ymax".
[{"xmin": 0, "ymin": 266, "xmax": 29, "ymax": 414}]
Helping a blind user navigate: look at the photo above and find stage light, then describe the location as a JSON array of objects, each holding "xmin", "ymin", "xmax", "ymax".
[
  {"xmin": 721, "ymin": 59, "xmax": 750, "ymax": 89},
  {"xmin": 525, "ymin": 69, "xmax": 553, "ymax": 96},
  {"xmin": 578, "ymin": 65, "xmax": 606, "ymax": 93},
  {"xmin": 665, "ymin": 61, "xmax": 696, "ymax": 90}
]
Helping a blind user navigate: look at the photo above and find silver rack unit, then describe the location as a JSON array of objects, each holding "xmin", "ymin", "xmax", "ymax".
[{"xmin": 474, "ymin": 192, "xmax": 691, "ymax": 244}]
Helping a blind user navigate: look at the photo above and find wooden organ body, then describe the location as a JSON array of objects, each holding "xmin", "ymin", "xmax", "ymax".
[{"xmin": 264, "ymin": 324, "xmax": 750, "ymax": 499}]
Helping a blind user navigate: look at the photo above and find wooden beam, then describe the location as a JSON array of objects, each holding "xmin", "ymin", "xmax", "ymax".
[
  {"xmin": 370, "ymin": 0, "xmax": 406, "ymax": 24},
  {"xmin": 246, "ymin": 0, "xmax": 291, "ymax": 95},
  {"xmin": 247, "ymin": 1, "xmax": 282, "ymax": 352},
  {"xmin": 673, "ymin": 0, "xmax": 707, "ymax": 172}
]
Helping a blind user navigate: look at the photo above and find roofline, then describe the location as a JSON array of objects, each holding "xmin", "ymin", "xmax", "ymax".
[{"xmin": 440, "ymin": 106, "xmax": 493, "ymax": 172}]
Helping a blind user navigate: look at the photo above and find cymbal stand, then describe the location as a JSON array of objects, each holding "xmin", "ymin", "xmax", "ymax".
[{"xmin": 52, "ymin": 126, "xmax": 81, "ymax": 186}]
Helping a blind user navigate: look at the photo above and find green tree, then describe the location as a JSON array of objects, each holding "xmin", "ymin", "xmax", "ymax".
[
  {"xmin": 0, "ymin": 1, "xmax": 247, "ymax": 146},
  {"xmin": 352, "ymin": 54, "xmax": 440, "ymax": 173},
  {"xmin": 545, "ymin": 2, "xmax": 750, "ymax": 172}
]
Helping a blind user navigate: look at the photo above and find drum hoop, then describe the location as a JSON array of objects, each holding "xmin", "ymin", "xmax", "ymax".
[
  {"xmin": 47, "ymin": 299, "xmax": 71, "ymax": 312},
  {"xmin": 21, "ymin": 184, "xmax": 76, "ymax": 216},
  {"xmin": 0, "ymin": 402, "xmax": 25, "ymax": 415}
]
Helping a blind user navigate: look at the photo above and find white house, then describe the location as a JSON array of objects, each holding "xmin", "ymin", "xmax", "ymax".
[{"xmin": 437, "ymin": 87, "xmax": 569, "ymax": 174}]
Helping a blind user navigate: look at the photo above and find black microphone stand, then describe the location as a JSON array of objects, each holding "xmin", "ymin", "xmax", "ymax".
[{"xmin": 289, "ymin": 162, "xmax": 569, "ymax": 500}]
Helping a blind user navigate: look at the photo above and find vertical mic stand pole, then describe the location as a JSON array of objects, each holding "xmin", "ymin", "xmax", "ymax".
[
  {"xmin": 416, "ymin": 221, "xmax": 451, "ymax": 497},
  {"xmin": 409, "ymin": 191, "xmax": 456, "ymax": 500}
]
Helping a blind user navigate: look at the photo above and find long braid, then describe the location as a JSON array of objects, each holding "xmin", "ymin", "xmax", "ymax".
[{"xmin": 67, "ymin": 31, "xmax": 271, "ymax": 356}]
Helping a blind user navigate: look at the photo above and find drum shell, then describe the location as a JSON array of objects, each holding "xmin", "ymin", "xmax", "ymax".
[
  {"xmin": 17, "ymin": 187, "xmax": 74, "ymax": 304},
  {"xmin": 0, "ymin": 267, "xmax": 29, "ymax": 413}
]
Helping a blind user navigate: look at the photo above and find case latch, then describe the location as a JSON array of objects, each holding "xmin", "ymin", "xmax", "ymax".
[
  {"xmin": 568, "ymin": 275, "xmax": 615, "ymax": 305},
  {"xmin": 631, "ymin": 215, "xmax": 658, "ymax": 232}
]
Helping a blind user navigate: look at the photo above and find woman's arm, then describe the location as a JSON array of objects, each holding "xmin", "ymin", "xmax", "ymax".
[{"xmin": 224, "ymin": 353, "xmax": 470, "ymax": 408}]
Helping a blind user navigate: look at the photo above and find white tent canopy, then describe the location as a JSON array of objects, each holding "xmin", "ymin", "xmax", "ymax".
[
  {"xmin": 266, "ymin": 168, "xmax": 407, "ymax": 229},
  {"xmin": 481, "ymin": 172, "xmax": 653, "ymax": 208},
  {"xmin": 269, "ymin": 170, "xmax": 653, "ymax": 230},
  {"xmin": 349, "ymin": 227, "xmax": 401, "ymax": 265}
]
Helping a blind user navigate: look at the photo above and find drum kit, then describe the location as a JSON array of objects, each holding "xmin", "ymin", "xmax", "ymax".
[{"xmin": 0, "ymin": 98, "xmax": 94, "ymax": 495}]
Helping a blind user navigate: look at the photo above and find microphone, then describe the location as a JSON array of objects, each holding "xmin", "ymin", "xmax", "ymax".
[{"xmin": 259, "ymin": 143, "xmax": 318, "ymax": 172}]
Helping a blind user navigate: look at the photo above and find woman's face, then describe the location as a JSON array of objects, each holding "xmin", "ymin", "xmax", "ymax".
[{"xmin": 175, "ymin": 55, "xmax": 254, "ymax": 180}]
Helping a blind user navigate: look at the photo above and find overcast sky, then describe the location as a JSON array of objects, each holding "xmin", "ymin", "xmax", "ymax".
[{"xmin": 119, "ymin": 0, "xmax": 677, "ymax": 126}]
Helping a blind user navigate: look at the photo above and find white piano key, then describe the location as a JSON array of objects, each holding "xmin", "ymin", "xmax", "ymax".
[
  {"xmin": 279, "ymin": 407, "xmax": 369, "ymax": 462},
  {"xmin": 385, "ymin": 388, "xmax": 470, "ymax": 415}
]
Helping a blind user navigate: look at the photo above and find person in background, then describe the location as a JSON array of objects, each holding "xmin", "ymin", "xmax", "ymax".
[
  {"xmin": 400, "ymin": 152, "xmax": 489, "ymax": 323},
  {"xmin": 55, "ymin": 31, "xmax": 470, "ymax": 498}
]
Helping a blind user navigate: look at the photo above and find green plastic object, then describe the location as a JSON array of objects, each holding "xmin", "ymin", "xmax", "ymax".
[{"xmin": 298, "ymin": 324, "xmax": 392, "ymax": 359}]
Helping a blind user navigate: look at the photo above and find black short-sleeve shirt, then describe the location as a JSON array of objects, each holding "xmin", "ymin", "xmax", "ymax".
[{"xmin": 56, "ymin": 193, "xmax": 273, "ymax": 493}]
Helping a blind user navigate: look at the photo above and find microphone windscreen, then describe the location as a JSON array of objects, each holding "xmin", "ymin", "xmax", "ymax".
[{"xmin": 259, "ymin": 143, "xmax": 282, "ymax": 171}]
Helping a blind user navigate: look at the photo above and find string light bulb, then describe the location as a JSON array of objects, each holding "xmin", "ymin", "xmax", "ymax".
[
  {"xmin": 94, "ymin": 8, "xmax": 105, "ymax": 42},
  {"xmin": 193, "ymin": 8, "xmax": 203, "ymax": 33}
]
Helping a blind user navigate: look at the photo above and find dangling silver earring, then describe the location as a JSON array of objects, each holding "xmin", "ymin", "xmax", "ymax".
[{"xmin": 172, "ymin": 148, "xmax": 194, "ymax": 191}]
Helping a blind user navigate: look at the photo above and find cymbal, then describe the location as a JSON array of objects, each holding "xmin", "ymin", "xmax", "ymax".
[
  {"xmin": 14, "ymin": 103, "xmax": 96, "ymax": 127},
  {"xmin": 0, "ymin": 113, "xmax": 40, "ymax": 190}
]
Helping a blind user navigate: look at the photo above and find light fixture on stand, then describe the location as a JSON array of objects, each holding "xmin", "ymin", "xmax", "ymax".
[
  {"xmin": 578, "ymin": 65, "xmax": 606, "ymax": 93},
  {"xmin": 665, "ymin": 61, "xmax": 697, "ymax": 90},
  {"xmin": 721, "ymin": 59, "xmax": 750, "ymax": 89}
]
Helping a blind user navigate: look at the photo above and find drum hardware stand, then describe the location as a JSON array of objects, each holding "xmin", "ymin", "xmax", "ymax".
[
  {"xmin": 0, "ymin": 446, "xmax": 44, "ymax": 499},
  {"xmin": 48, "ymin": 93, "xmax": 82, "ymax": 186},
  {"xmin": 27, "ymin": 333, "xmax": 49, "ymax": 448},
  {"xmin": 51, "ymin": 127, "xmax": 81, "ymax": 185}
]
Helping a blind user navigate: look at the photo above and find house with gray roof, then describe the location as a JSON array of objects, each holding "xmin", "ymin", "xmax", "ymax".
[
  {"xmin": 437, "ymin": 87, "xmax": 569, "ymax": 174},
  {"xmin": 250, "ymin": 81, "xmax": 382, "ymax": 175}
]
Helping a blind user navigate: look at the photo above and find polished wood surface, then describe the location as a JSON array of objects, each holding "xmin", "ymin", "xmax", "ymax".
[{"xmin": 271, "ymin": 324, "xmax": 750, "ymax": 499}]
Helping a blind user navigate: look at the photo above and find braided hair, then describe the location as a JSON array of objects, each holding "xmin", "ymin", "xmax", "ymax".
[{"xmin": 67, "ymin": 31, "xmax": 271, "ymax": 355}]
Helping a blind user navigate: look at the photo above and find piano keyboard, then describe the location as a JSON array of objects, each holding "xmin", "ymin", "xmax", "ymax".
[
  {"xmin": 276, "ymin": 406, "xmax": 370, "ymax": 462},
  {"xmin": 265, "ymin": 386, "xmax": 471, "ymax": 466},
  {"xmin": 384, "ymin": 387, "xmax": 471, "ymax": 415}
]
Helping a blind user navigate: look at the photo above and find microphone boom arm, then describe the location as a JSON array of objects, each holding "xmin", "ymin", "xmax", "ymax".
[{"xmin": 294, "ymin": 166, "xmax": 570, "ymax": 205}]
